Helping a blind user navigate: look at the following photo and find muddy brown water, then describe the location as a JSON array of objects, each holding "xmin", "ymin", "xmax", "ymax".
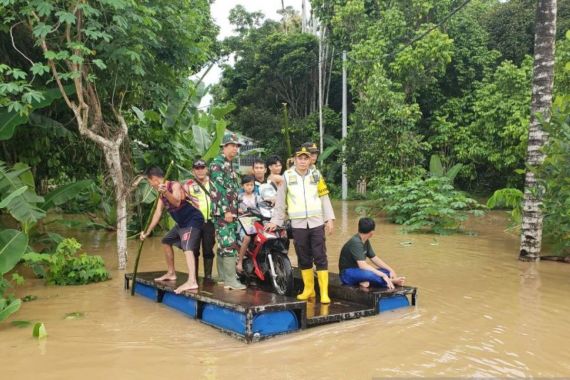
[{"xmin": 2, "ymin": 201, "xmax": 570, "ymax": 379}]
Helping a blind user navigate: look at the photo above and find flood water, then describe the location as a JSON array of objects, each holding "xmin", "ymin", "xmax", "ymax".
[{"xmin": 2, "ymin": 201, "xmax": 570, "ymax": 379}]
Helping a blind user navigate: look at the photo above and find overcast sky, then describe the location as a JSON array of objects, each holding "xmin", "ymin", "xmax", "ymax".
[{"xmin": 197, "ymin": 0, "xmax": 308, "ymax": 95}]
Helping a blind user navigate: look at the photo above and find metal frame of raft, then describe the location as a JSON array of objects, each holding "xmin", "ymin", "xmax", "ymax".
[{"xmin": 124, "ymin": 270, "xmax": 417, "ymax": 343}]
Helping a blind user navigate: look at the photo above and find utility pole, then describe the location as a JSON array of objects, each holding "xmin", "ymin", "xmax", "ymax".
[
  {"xmin": 342, "ymin": 50, "xmax": 348, "ymax": 200},
  {"xmin": 281, "ymin": 0, "xmax": 287, "ymax": 34},
  {"xmin": 318, "ymin": 26, "xmax": 323, "ymax": 154},
  {"xmin": 302, "ymin": 0, "xmax": 307, "ymax": 33}
]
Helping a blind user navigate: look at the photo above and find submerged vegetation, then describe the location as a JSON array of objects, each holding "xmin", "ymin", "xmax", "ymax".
[
  {"xmin": 23, "ymin": 238, "xmax": 109, "ymax": 286},
  {"xmin": 380, "ymin": 176, "xmax": 485, "ymax": 234}
]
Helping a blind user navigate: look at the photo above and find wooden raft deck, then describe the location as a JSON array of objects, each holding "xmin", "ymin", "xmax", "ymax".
[{"xmin": 125, "ymin": 270, "xmax": 417, "ymax": 343}]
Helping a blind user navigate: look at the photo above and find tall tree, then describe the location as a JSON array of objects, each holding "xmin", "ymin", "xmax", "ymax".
[
  {"xmin": 1, "ymin": 0, "xmax": 217, "ymax": 269},
  {"xmin": 519, "ymin": 0, "xmax": 558, "ymax": 261}
]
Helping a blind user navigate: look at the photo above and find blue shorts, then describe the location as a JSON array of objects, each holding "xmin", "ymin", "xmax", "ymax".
[{"xmin": 340, "ymin": 268, "xmax": 391, "ymax": 288}]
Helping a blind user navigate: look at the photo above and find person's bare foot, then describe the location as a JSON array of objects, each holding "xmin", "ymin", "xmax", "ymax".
[
  {"xmin": 174, "ymin": 281, "xmax": 199, "ymax": 294},
  {"xmin": 154, "ymin": 272, "xmax": 176, "ymax": 281},
  {"xmin": 392, "ymin": 277, "xmax": 406, "ymax": 286},
  {"xmin": 359, "ymin": 281, "xmax": 370, "ymax": 288}
]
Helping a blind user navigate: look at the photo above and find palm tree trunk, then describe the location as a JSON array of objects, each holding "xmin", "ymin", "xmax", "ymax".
[{"xmin": 519, "ymin": 0, "xmax": 557, "ymax": 261}]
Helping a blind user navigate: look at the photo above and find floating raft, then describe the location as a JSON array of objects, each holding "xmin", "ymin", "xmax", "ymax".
[{"xmin": 125, "ymin": 270, "xmax": 417, "ymax": 343}]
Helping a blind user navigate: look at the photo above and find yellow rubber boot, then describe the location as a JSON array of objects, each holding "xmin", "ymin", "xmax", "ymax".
[
  {"xmin": 317, "ymin": 270, "xmax": 331, "ymax": 304},
  {"xmin": 297, "ymin": 269, "xmax": 316, "ymax": 300}
]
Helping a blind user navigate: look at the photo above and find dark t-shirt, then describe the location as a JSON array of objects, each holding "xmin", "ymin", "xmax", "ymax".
[
  {"xmin": 161, "ymin": 181, "xmax": 204, "ymax": 229},
  {"xmin": 338, "ymin": 234, "xmax": 376, "ymax": 271}
]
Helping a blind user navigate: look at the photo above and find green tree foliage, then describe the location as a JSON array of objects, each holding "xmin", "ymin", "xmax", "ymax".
[
  {"xmin": 554, "ymin": 31, "xmax": 570, "ymax": 96},
  {"xmin": 1, "ymin": 0, "xmax": 219, "ymax": 268},
  {"xmin": 336, "ymin": 1, "xmax": 454, "ymax": 185},
  {"xmin": 216, "ymin": 6, "xmax": 342, "ymax": 162},
  {"xmin": 0, "ymin": 0, "xmax": 218, "ymax": 190},
  {"xmin": 430, "ymin": 58, "xmax": 533, "ymax": 188},
  {"xmin": 308, "ymin": 0, "xmax": 570, "ymax": 195},
  {"xmin": 483, "ymin": 0, "xmax": 570, "ymax": 65},
  {"xmin": 345, "ymin": 69, "xmax": 428, "ymax": 186},
  {"xmin": 539, "ymin": 96, "xmax": 570, "ymax": 254}
]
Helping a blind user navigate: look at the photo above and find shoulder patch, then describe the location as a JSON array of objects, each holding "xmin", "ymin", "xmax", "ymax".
[{"xmin": 317, "ymin": 177, "xmax": 329, "ymax": 197}]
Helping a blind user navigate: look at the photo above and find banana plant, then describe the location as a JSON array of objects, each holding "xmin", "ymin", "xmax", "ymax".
[
  {"xmin": 0, "ymin": 161, "xmax": 45, "ymax": 234},
  {"xmin": 0, "ymin": 161, "xmax": 92, "ymax": 238},
  {"xmin": 429, "ymin": 154, "xmax": 464, "ymax": 183},
  {"xmin": 318, "ymin": 134, "xmax": 345, "ymax": 180},
  {"xmin": 132, "ymin": 79, "xmax": 235, "ymax": 172},
  {"xmin": 0, "ymin": 229, "xmax": 28, "ymax": 322}
]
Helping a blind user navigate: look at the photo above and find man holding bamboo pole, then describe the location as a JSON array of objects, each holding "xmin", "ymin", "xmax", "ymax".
[{"xmin": 140, "ymin": 167, "xmax": 204, "ymax": 293}]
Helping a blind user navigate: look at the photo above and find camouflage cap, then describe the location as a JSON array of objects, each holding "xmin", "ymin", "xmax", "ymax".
[
  {"xmin": 220, "ymin": 132, "xmax": 242, "ymax": 147},
  {"xmin": 301, "ymin": 142, "xmax": 319, "ymax": 153}
]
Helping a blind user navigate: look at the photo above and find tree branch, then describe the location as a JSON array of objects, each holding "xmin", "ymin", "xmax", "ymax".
[
  {"xmin": 10, "ymin": 22, "xmax": 35, "ymax": 67},
  {"xmin": 113, "ymin": 107, "xmax": 129, "ymax": 146},
  {"xmin": 39, "ymin": 39, "xmax": 75, "ymax": 112}
]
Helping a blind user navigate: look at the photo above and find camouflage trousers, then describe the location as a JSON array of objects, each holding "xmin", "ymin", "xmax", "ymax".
[{"xmin": 213, "ymin": 217, "xmax": 239, "ymax": 257}]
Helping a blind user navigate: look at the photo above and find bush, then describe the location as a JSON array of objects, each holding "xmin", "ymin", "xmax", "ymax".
[
  {"xmin": 540, "ymin": 96, "xmax": 570, "ymax": 254},
  {"xmin": 379, "ymin": 176, "xmax": 485, "ymax": 234},
  {"xmin": 23, "ymin": 238, "xmax": 109, "ymax": 285}
]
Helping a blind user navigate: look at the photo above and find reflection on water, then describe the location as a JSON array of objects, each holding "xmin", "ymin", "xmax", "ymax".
[{"xmin": 2, "ymin": 201, "xmax": 570, "ymax": 379}]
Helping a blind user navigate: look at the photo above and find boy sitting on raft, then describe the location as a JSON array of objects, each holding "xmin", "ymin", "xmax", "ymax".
[{"xmin": 338, "ymin": 217, "xmax": 406, "ymax": 290}]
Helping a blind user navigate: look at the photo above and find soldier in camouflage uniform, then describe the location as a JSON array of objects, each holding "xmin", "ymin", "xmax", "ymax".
[{"xmin": 209, "ymin": 132, "xmax": 246, "ymax": 290}]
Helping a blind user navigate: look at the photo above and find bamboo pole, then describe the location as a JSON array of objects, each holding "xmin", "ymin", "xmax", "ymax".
[
  {"xmin": 130, "ymin": 161, "xmax": 174, "ymax": 296},
  {"xmin": 281, "ymin": 103, "xmax": 292, "ymax": 159}
]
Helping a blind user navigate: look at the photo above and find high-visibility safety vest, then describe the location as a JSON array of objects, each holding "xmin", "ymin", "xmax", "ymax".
[
  {"xmin": 185, "ymin": 179, "xmax": 211, "ymax": 221},
  {"xmin": 284, "ymin": 168, "xmax": 323, "ymax": 220}
]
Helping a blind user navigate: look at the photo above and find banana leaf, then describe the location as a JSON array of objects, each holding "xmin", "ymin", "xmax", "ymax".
[
  {"xmin": 0, "ymin": 299, "xmax": 21, "ymax": 322},
  {"xmin": 0, "ymin": 86, "xmax": 75, "ymax": 141},
  {"xmin": 202, "ymin": 120, "xmax": 226, "ymax": 161},
  {"xmin": 429, "ymin": 154, "xmax": 444, "ymax": 177},
  {"xmin": 0, "ymin": 162, "xmax": 46, "ymax": 225},
  {"xmin": 0, "ymin": 186, "xmax": 28, "ymax": 208},
  {"xmin": 0, "ymin": 229, "xmax": 28, "ymax": 274},
  {"xmin": 41, "ymin": 180, "xmax": 93, "ymax": 211}
]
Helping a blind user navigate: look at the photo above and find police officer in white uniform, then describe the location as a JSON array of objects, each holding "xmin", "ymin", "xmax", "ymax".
[{"xmin": 266, "ymin": 145, "xmax": 335, "ymax": 304}]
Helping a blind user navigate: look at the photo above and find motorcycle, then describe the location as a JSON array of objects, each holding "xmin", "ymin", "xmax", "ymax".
[{"xmin": 237, "ymin": 200, "xmax": 294, "ymax": 296}]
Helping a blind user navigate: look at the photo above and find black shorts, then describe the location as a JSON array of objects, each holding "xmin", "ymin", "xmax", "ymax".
[{"xmin": 161, "ymin": 225, "xmax": 201, "ymax": 252}]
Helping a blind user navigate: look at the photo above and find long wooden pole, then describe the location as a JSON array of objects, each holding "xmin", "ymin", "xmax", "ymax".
[
  {"xmin": 282, "ymin": 103, "xmax": 292, "ymax": 159},
  {"xmin": 342, "ymin": 50, "xmax": 348, "ymax": 200},
  {"xmin": 318, "ymin": 26, "xmax": 323, "ymax": 154},
  {"xmin": 130, "ymin": 161, "xmax": 174, "ymax": 296}
]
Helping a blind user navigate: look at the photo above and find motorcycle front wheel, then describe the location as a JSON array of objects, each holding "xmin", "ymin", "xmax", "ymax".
[{"xmin": 271, "ymin": 254, "xmax": 294, "ymax": 296}]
